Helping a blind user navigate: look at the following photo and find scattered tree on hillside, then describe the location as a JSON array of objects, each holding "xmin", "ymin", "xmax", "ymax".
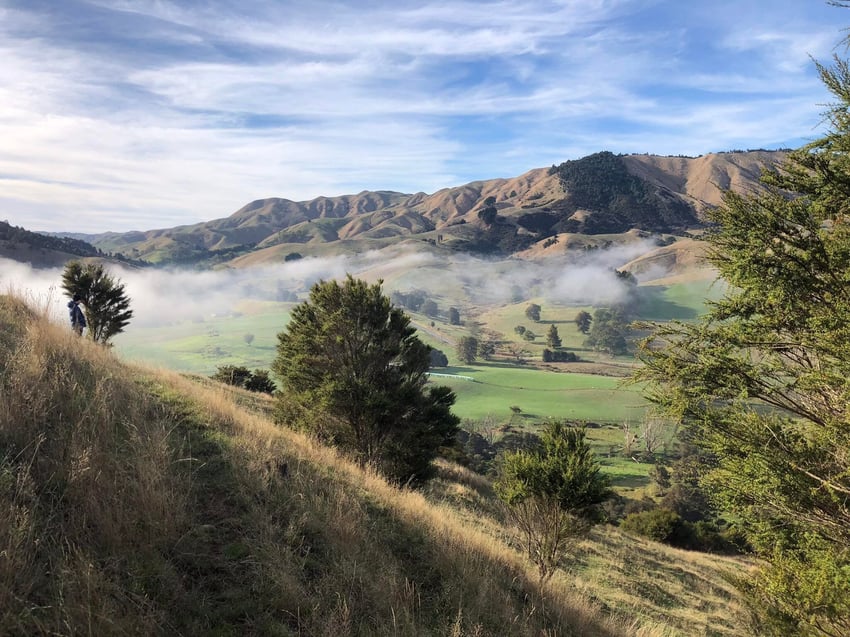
[
  {"xmin": 273, "ymin": 276, "xmax": 459, "ymax": 484},
  {"xmin": 506, "ymin": 344, "xmax": 530, "ymax": 365},
  {"xmin": 514, "ymin": 325, "xmax": 526, "ymax": 335},
  {"xmin": 525, "ymin": 303, "xmax": 541, "ymax": 322},
  {"xmin": 542, "ymin": 349, "xmax": 578, "ymax": 363},
  {"xmin": 495, "ymin": 421, "xmax": 612, "ymax": 580},
  {"xmin": 478, "ymin": 339, "xmax": 496, "ymax": 360},
  {"xmin": 211, "ymin": 365, "xmax": 276, "ymax": 394},
  {"xmin": 546, "ymin": 324, "xmax": 562, "ymax": 348},
  {"xmin": 61, "ymin": 261, "xmax": 133, "ymax": 344},
  {"xmin": 575, "ymin": 310, "xmax": 592, "ymax": 334},
  {"xmin": 212, "ymin": 365, "xmax": 253, "ymax": 387},
  {"xmin": 585, "ymin": 308, "xmax": 629, "ymax": 355},
  {"xmin": 243, "ymin": 333, "xmax": 255, "ymax": 346},
  {"xmin": 457, "ymin": 336, "xmax": 479, "ymax": 364},
  {"xmin": 429, "ymin": 348, "xmax": 449, "ymax": 367},
  {"xmin": 478, "ymin": 206, "xmax": 498, "ymax": 226},
  {"xmin": 633, "ymin": 54, "xmax": 850, "ymax": 636},
  {"xmin": 449, "ymin": 306, "xmax": 461, "ymax": 325}
]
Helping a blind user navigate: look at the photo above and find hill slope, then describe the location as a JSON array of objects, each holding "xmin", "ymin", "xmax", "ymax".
[
  {"xmin": 88, "ymin": 150, "xmax": 785, "ymax": 265},
  {"xmin": 0, "ymin": 294, "xmax": 752, "ymax": 636}
]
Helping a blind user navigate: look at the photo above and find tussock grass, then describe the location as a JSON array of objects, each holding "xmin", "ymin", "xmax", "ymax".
[{"xmin": 0, "ymin": 293, "xmax": 747, "ymax": 636}]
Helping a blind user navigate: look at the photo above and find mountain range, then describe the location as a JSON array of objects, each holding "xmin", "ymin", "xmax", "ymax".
[{"xmin": 3, "ymin": 149, "xmax": 785, "ymax": 269}]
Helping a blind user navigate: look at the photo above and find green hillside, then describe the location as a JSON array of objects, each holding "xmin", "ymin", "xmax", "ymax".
[{"xmin": 0, "ymin": 294, "xmax": 751, "ymax": 636}]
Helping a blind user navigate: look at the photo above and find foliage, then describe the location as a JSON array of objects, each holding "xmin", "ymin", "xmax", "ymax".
[
  {"xmin": 448, "ymin": 306, "xmax": 461, "ymax": 325},
  {"xmin": 478, "ymin": 205, "xmax": 498, "ymax": 225},
  {"xmin": 633, "ymin": 56, "xmax": 850, "ymax": 636},
  {"xmin": 495, "ymin": 422, "xmax": 612, "ymax": 579},
  {"xmin": 585, "ymin": 308, "xmax": 629, "ymax": 355},
  {"xmin": 548, "ymin": 151, "xmax": 697, "ymax": 234},
  {"xmin": 477, "ymin": 339, "xmax": 496, "ymax": 360},
  {"xmin": 61, "ymin": 261, "xmax": 133, "ymax": 344},
  {"xmin": 542, "ymin": 349, "xmax": 579, "ymax": 363},
  {"xmin": 457, "ymin": 335, "xmax": 479, "ymax": 364},
  {"xmin": 243, "ymin": 332, "xmax": 255, "ymax": 346},
  {"xmin": 524, "ymin": 303, "xmax": 541, "ymax": 322},
  {"xmin": 244, "ymin": 369, "xmax": 276, "ymax": 394},
  {"xmin": 575, "ymin": 310, "xmax": 592, "ymax": 334},
  {"xmin": 621, "ymin": 508, "xmax": 684, "ymax": 544},
  {"xmin": 429, "ymin": 348, "xmax": 449, "ymax": 367},
  {"xmin": 273, "ymin": 276, "xmax": 459, "ymax": 484},
  {"xmin": 0, "ymin": 220, "xmax": 104, "ymax": 258},
  {"xmin": 546, "ymin": 324, "xmax": 562, "ymax": 348},
  {"xmin": 211, "ymin": 365, "xmax": 276, "ymax": 394}
]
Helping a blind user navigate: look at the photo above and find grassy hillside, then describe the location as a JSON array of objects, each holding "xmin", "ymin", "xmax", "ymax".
[{"xmin": 0, "ymin": 294, "xmax": 752, "ymax": 635}]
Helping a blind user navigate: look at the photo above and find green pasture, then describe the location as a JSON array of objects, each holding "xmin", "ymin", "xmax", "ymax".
[
  {"xmin": 115, "ymin": 302, "xmax": 290, "ymax": 375},
  {"xmin": 428, "ymin": 363, "xmax": 647, "ymax": 424}
]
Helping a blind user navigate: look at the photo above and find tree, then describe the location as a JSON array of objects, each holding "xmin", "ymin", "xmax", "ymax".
[
  {"xmin": 273, "ymin": 276, "xmax": 459, "ymax": 483},
  {"xmin": 478, "ymin": 206, "xmax": 497, "ymax": 225},
  {"xmin": 429, "ymin": 348, "xmax": 449, "ymax": 367},
  {"xmin": 448, "ymin": 307, "xmax": 461, "ymax": 325},
  {"xmin": 585, "ymin": 308, "xmax": 628, "ymax": 355},
  {"xmin": 212, "ymin": 365, "xmax": 253, "ymax": 387},
  {"xmin": 478, "ymin": 339, "xmax": 496, "ymax": 360},
  {"xmin": 546, "ymin": 324, "xmax": 562, "ymax": 348},
  {"xmin": 506, "ymin": 344, "xmax": 529, "ymax": 365},
  {"xmin": 633, "ymin": 56, "xmax": 850, "ymax": 636},
  {"xmin": 495, "ymin": 422, "xmax": 612, "ymax": 580},
  {"xmin": 244, "ymin": 369, "xmax": 276, "ymax": 394},
  {"xmin": 211, "ymin": 365, "xmax": 276, "ymax": 394},
  {"xmin": 243, "ymin": 333, "xmax": 255, "ymax": 346},
  {"xmin": 575, "ymin": 310, "xmax": 592, "ymax": 334},
  {"xmin": 61, "ymin": 261, "xmax": 133, "ymax": 344},
  {"xmin": 456, "ymin": 336, "xmax": 479, "ymax": 364},
  {"xmin": 525, "ymin": 303, "xmax": 541, "ymax": 322}
]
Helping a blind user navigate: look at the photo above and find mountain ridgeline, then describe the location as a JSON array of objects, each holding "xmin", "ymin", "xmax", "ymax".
[{"xmin": 4, "ymin": 150, "xmax": 784, "ymax": 268}]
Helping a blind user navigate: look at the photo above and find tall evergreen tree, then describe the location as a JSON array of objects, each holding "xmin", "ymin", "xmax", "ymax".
[
  {"xmin": 634, "ymin": 57, "xmax": 850, "ymax": 636},
  {"xmin": 273, "ymin": 276, "xmax": 459, "ymax": 484},
  {"xmin": 546, "ymin": 324, "xmax": 562, "ymax": 348}
]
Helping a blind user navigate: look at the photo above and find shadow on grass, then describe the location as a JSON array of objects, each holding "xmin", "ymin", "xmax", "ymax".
[{"xmin": 637, "ymin": 286, "xmax": 700, "ymax": 321}]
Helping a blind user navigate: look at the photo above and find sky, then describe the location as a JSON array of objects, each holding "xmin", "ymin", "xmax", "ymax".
[{"xmin": 0, "ymin": 0, "xmax": 847, "ymax": 234}]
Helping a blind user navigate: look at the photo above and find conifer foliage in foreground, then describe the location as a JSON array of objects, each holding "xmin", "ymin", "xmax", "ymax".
[{"xmin": 635, "ymin": 55, "xmax": 850, "ymax": 636}]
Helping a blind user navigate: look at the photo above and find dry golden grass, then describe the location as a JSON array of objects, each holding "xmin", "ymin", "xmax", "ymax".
[{"xmin": 0, "ymin": 293, "xmax": 751, "ymax": 636}]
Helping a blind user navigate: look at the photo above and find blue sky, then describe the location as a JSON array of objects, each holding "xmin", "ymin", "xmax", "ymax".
[{"xmin": 0, "ymin": 0, "xmax": 846, "ymax": 233}]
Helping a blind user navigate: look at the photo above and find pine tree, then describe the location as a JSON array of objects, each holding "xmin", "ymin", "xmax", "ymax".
[
  {"xmin": 546, "ymin": 324, "xmax": 562, "ymax": 348},
  {"xmin": 273, "ymin": 276, "xmax": 459, "ymax": 484},
  {"xmin": 634, "ymin": 57, "xmax": 850, "ymax": 636}
]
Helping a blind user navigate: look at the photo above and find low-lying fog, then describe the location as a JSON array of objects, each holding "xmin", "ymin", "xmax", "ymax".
[{"xmin": 0, "ymin": 240, "xmax": 668, "ymax": 333}]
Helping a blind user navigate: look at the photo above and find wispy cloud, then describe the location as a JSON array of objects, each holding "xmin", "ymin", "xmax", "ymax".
[{"xmin": 0, "ymin": 0, "xmax": 844, "ymax": 232}]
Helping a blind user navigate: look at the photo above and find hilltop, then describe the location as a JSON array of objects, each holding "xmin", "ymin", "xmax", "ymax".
[
  {"xmin": 83, "ymin": 150, "xmax": 783, "ymax": 266},
  {"xmin": 0, "ymin": 294, "xmax": 752, "ymax": 636}
]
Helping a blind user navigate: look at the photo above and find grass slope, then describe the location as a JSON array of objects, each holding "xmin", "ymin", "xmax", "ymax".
[{"xmin": 0, "ymin": 294, "xmax": 751, "ymax": 636}]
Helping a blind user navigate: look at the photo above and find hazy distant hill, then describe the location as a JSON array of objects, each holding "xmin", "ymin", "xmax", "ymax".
[
  {"xmin": 0, "ymin": 220, "xmax": 107, "ymax": 267},
  {"xmin": 81, "ymin": 150, "xmax": 787, "ymax": 264}
]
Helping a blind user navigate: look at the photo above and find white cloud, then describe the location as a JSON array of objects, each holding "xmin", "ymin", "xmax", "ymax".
[{"xmin": 0, "ymin": 0, "xmax": 845, "ymax": 232}]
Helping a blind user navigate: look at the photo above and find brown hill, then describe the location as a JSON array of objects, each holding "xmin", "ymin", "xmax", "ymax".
[{"xmin": 83, "ymin": 150, "xmax": 785, "ymax": 265}]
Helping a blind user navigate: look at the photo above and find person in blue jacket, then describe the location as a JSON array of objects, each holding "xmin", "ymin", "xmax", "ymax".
[{"xmin": 68, "ymin": 294, "xmax": 86, "ymax": 336}]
